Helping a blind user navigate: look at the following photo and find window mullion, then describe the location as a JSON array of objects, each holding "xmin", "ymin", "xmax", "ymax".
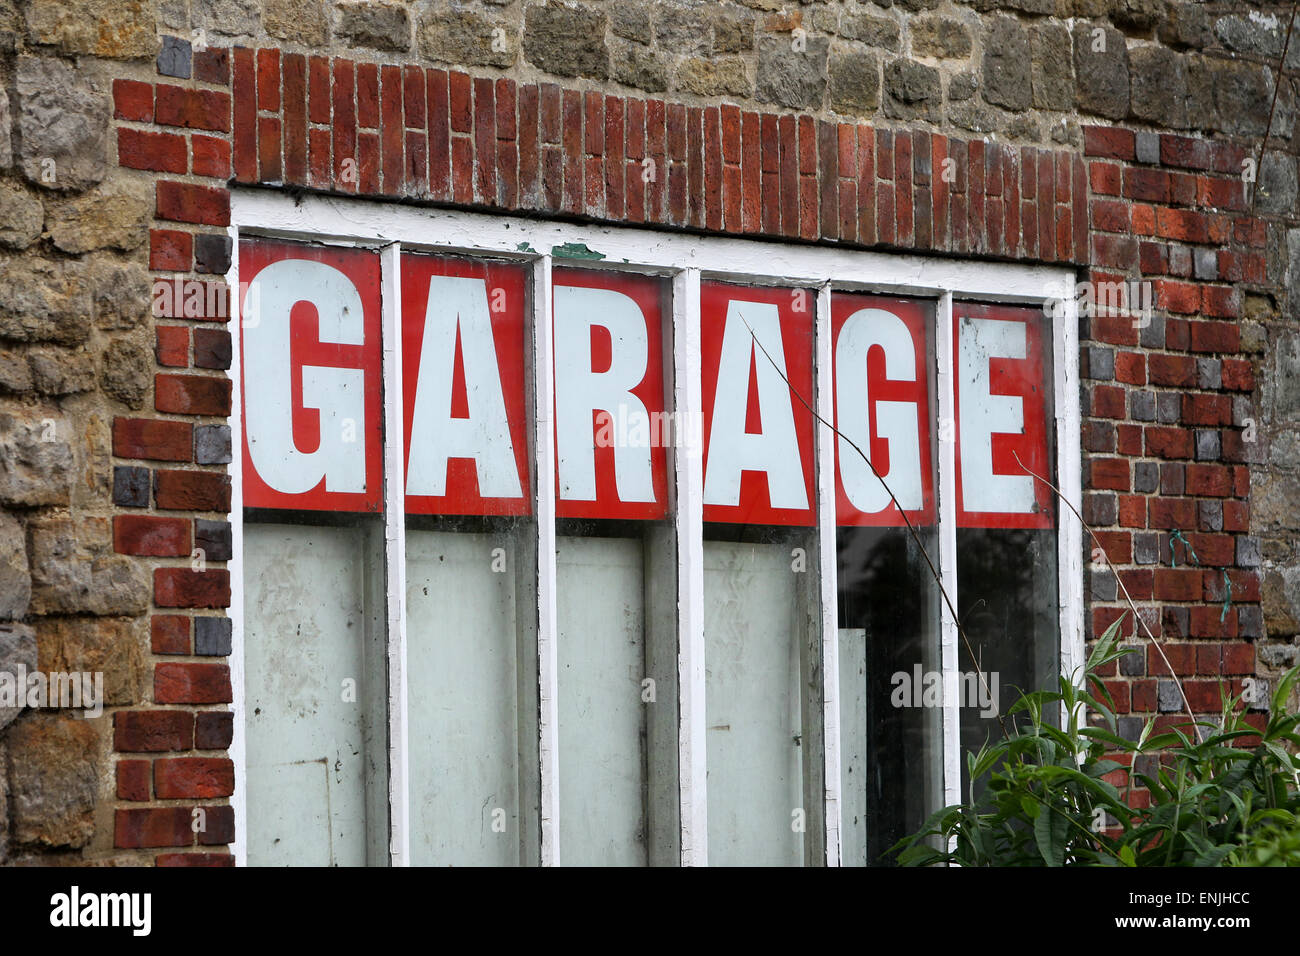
[
  {"xmin": 227, "ymin": 224, "xmax": 248, "ymax": 868},
  {"xmin": 379, "ymin": 240, "xmax": 410, "ymax": 866},
  {"xmin": 1056, "ymin": 286, "xmax": 1085, "ymax": 729},
  {"xmin": 532, "ymin": 253, "xmax": 561, "ymax": 866},
  {"xmin": 814, "ymin": 282, "xmax": 842, "ymax": 867},
  {"xmin": 672, "ymin": 266, "xmax": 707, "ymax": 867},
  {"xmin": 935, "ymin": 290, "xmax": 961, "ymax": 813}
]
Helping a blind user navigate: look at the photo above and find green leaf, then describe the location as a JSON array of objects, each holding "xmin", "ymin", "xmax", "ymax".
[{"xmin": 1033, "ymin": 801, "xmax": 1068, "ymax": 867}]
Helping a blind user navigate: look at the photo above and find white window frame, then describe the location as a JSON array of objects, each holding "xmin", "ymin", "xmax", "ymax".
[{"xmin": 225, "ymin": 190, "xmax": 1084, "ymax": 867}]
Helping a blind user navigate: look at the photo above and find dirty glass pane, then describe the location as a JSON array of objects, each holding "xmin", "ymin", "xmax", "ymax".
[
  {"xmin": 700, "ymin": 280, "xmax": 822, "ymax": 866},
  {"xmin": 831, "ymin": 294, "xmax": 942, "ymax": 867},
  {"xmin": 402, "ymin": 252, "xmax": 538, "ymax": 866},
  {"xmin": 244, "ymin": 519, "xmax": 388, "ymax": 866},
  {"xmin": 552, "ymin": 268, "xmax": 676, "ymax": 866},
  {"xmin": 556, "ymin": 532, "xmax": 649, "ymax": 865},
  {"xmin": 953, "ymin": 302, "xmax": 1059, "ymax": 793}
]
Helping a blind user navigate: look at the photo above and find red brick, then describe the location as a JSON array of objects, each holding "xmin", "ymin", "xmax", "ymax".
[
  {"xmin": 114, "ymin": 515, "xmax": 191, "ymax": 557},
  {"xmin": 232, "ymin": 48, "xmax": 257, "ymax": 182},
  {"xmin": 1223, "ymin": 500, "xmax": 1250, "ymax": 533},
  {"xmin": 1183, "ymin": 680, "xmax": 1225, "ymax": 714},
  {"xmin": 1091, "ymin": 384, "xmax": 1126, "ymax": 419},
  {"xmin": 187, "ymin": 324, "xmax": 227, "ymax": 367},
  {"xmin": 155, "ymin": 662, "xmax": 231, "ymax": 703},
  {"xmin": 1091, "ymin": 458, "xmax": 1129, "ymax": 491},
  {"xmin": 117, "ymin": 760, "xmax": 151, "ymax": 801},
  {"xmin": 1154, "ymin": 569, "xmax": 1202, "ymax": 602},
  {"xmin": 258, "ymin": 115, "xmax": 282, "ymax": 183},
  {"xmin": 1190, "ymin": 607, "xmax": 1235, "ymax": 638},
  {"xmin": 1132, "ymin": 680, "xmax": 1157, "ymax": 711},
  {"xmin": 152, "ymin": 615, "xmax": 191, "ymax": 655},
  {"xmin": 1186, "ymin": 320, "xmax": 1239, "ymax": 355},
  {"xmin": 1090, "ymin": 313, "xmax": 1139, "ymax": 348},
  {"xmin": 154, "ymin": 470, "xmax": 231, "ymax": 512},
  {"xmin": 283, "ymin": 54, "xmax": 308, "ymax": 186},
  {"xmin": 1168, "ymin": 172, "xmax": 1196, "ymax": 206},
  {"xmin": 309, "ymin": 55, "xmax": 331, "ymax": 124},
  {"xmin": 155, "ymin": 85, "xmax": 231, "ymax": 132},
  {"xmin": 1092, "ymin": 159, "xmax": 1123, "ymax": 195},
  {"xmin": 1181, "ymin": 394, "xmax": 1231, "ymax": 426},
  {"xmin": 1221, "ymin": 359, "xmax": 1254, "ymax": 392},
  {"xmin": 1116, "ymin": 424, "xmax": 1143, "ymax": 456},
  {"xmin": 407, "ymin": 66, "xmax": 428, "ymax": 130},
  {"xmin": 118, "ymin": 128, "xmax": 187, "ymax": 173},
  {"xmin": 196, "ymin": 805, "xmax": 235, "ymax": 845},
  {"xmin": 382, "ymin": 65, "xmax": 405, "ymax": 196},
  {"xmin": 1155, "ymin": 207, "xmax": 1208, "ymax": 243},
  {"xmin": 1090, "ymin": 198, "xmax": 1129, "ymax": 233},
  {"xmin": 114, "ymin": 710, "xmax": 194, "ymax": 752},
  {"xmin": 1094, "ymin": 531, "xmax": 1132, "ymax": 565},
  {"xmin": 113, "ymin": 417, "xmax": 192, "ymax": 462},
  {"xmin": 1123, "ymin": 167, "xmax": 1169, "ymax": 202},
  {"xmin": 1154, "ymin": 279, "xmax": 1199, "ymax": 315},
  {"xmin": 1114, "ymin": 351, "xmax": 1145, "ymax": 385},
  {"xmin": 1160, "ymin": 134, "xmax": 1213, "ymax": 170},
  {"xmin": 155, "ymin": 758, "xmax": 235, "ymax": 799},
  {"xmin": 257, "ymin": 48, "xmax": 280, "ymax": 112},
  {"xmin": 1145, "ymin": 426, "xmax": 1192, "ymax": 459},
  {"xmin": 1118, "ymin": 569, "xmax": 1153, "ymax": 600},
  {"xmin": 1139, "ymin": 240, "xmax": 1168, "ymax": 275},
  {"xmin": 150, "ymin": 229, "xmax": 192, "ymax": 272},
  {"xmin": 1186, "ymin": 532, "xmax": 1234, "ymax": 566},
  {"xmin": 191, "ymin": 135, "xmax": 231, "ymax": 178},
  {"xmin": 1148, "ymin": 498, "xmax": 1196, "ymax": 529},
  {"xmin": 194, "ymin": 46, "xmax": 230, "ymax": 85},
  {"xmin": 116, "ymin": 808, "xmax": 194, "ymax": 849},
  {"xmin": 113, "ymin": 79, "xmax": 153, "ymax": 121},
  {"xmin": 1118, "ymin": 494, "xmax": 1145, "ymax": 528},
  {"xmin": 1148, "ymin": 354, "xmax": 1196, "ymax": 387},
  {"xmin": 1185, "ymin": 463, "xmax": 1232, "ymax": 497},
  {"xmin": 195, "ymin": 711, "xmax": 234, "ymax": 750},
  {"xmin": 332, "ymin": 60, "xmax": 357, "ymax": 191},
  {"xmin": 1148, "ymin": 642, "xmax": 1195, "ymax": 677},
  {"xmin": 1165, "ymin": 318, "xmax": 1190, "ymax": 350},
  {"xmin": 1129, "ymin": 203, "xmax": 1155, "ymax": 235},
  {"xmin": 156, "ymin": 181, "xmax": 230, "ymax": 227},
  {"xmin": 1083, "ymin": 126, "xmax": 1134, "ymax": 160},
  {"xmin": 155, "ymin": 373, "xmax": 232, "ymax": 416},
  {"xmin": 1222, "ymin": 643, "xmax": 1254, "ymax": 676},
  {"xmin": 157, "ymin": 852, "xmax": 235, "ymax": 867}
]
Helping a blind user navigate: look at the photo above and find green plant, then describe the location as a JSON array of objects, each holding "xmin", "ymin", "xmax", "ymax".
[{"xmin": 891, "ymin": 615, "xmax": 1300, "ymax": 867}]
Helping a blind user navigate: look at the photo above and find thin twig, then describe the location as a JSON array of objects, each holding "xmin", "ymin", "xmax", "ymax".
[
  {"xmin": 742, "ymin": 318, "xmax": 1008, "ymax": 738},
  {"xmin": 1011, "ymin": 452, "xmax": 1203, "ymax": 742},
  {"xmin": 1249, "ymin": 0, "xmax": 1298, "ymax": 214}
]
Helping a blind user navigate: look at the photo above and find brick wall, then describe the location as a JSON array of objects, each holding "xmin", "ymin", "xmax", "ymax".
[{"xmin": 1, "ymin": 0, "xmax": 1298, "ymax": 864}]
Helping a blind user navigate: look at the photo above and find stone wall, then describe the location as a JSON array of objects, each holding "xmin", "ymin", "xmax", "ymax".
[{"xmin": 0, "ymin": 0, "xmax": 1297, "ymax": 864}]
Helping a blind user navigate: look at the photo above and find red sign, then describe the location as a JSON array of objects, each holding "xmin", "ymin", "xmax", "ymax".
[
  {"xmin": 239, "ymin": 239, "xmax": 384, "ymax": 513},
  {"xmin": 237, "ymin": 240, "xmax": 1055, "ymax": 532},
  {"xmin": 553, "ymin": 268, "xmax": 669, "ymax": 521},
  {"xmin": 954, "ymin": 302, "xmax": 1054, "ymax": 528},
  {"xmin": 402, "ymin": 253, "xmax": 531, "ymax": 516},
  {"xmin": 833, "ymin": 294, "xmax": 935, "ymax": 527},
  {"xmin": 700, "ymin": 282, "xmax": 816, "ymax": 526}
]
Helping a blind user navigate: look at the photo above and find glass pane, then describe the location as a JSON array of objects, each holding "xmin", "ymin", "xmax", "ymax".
[
  {"xmin": 551, "ymin": 267, "xmax": 676, "ymax": 865},
  {"xmin": 831, "ymin": 293, "xmax": 942, "ymax": 867},
  {"xmin": 244, "ymin": 520, "xmax": 387, "ymax": 866},
  {"xmin": 400, "ymin": 252, "xmax": 538, "ymax": 866},
  {"xmin": 704, "ymin": 536, "xmax": 806, "ymax": 866},
  {"xmin": 953, "ymin": 301, "xmax": 1059, "ymax": 792},
  {"xmin": 557, "ymin": 535, "xmax": 646, "ymax": 865},
  {"xmin": 699, "ymin": 280, "xmax": 822, "ymax": 866}
]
